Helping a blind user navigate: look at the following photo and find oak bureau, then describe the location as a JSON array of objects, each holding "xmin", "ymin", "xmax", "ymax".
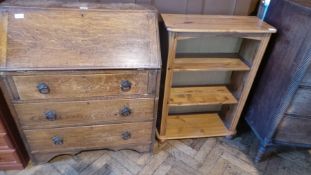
[{"xmin": 0, "ymin": 1, "xmax": 161, "ymax": 164}]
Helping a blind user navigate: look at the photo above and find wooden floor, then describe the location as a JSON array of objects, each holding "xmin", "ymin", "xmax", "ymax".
[{"xmin": 1, "ymin": 132, "xmax": 311, "ymax": 175}]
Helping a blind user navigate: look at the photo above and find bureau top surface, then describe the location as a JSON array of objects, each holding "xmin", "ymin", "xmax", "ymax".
[
  {"xmin": 0, "ymin": 0, "xmax": 157, "ymax": 12},
  {"xmin": 161, "ymin": 14, "xmax": 277, "ymax": 33},
  {"xmin": 0, "ymin": 2, "xmax": 161, "ymax": 71}
]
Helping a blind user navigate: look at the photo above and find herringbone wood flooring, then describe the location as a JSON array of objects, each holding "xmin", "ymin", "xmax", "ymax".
[{"xmin": 2, "ymin": 132, "xmax": 311, "ymax": 175}]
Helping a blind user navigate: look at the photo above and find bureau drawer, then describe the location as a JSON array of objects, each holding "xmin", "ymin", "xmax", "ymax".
[
  {"xmin": 286, "ymin": 88, "xmax": 311, "ymax": 117},
  {"xmin": 0, "ymin": 134, "xmax": 12, "ymax": 150},
  {"xmin": 0, "ymin": 122, "xmax": 5, "ymax": 133},
  {"xmin": 0, "ymin": 150, "xmax": 19, "ymax": 164},
  {"xmin": 24, "ymin": 122, "xmax": 152, "ymax": 153},
  {"xmin": 15, "ymin": 98, "xmax": 154, "ymax": 129},
  {"xmin": 11, "ymin": 72, "xmax": 149, "ymax": 100},
  {"xmin": 274, "ymin": 115, "xmax": 311, "ymax": 145}
]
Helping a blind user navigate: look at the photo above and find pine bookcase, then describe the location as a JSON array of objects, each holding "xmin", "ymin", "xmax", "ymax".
[{"xmin": 157, "ymin": 14, "xmax": 276, "ymax": 141}]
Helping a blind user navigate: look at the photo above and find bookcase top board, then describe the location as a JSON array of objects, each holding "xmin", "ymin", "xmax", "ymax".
[{"xmin": 161, "ymin": 14, "xmax": 277, "ymax": 33}]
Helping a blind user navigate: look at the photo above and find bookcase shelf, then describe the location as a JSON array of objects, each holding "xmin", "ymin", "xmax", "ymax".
[
  {"xmin": 173, "ymin": 57, "xmax": 250, "ymax": 72},
  {"xmin": 169, "ymin": 86, "xmax": 237, "ymax": 107},
  {"xmin": 157, "ymin": 113, "xmax": 232, "ymax": 141},
  {"xmin": 157, "ymin": 14, "xmax": 276, "ymax": 141}
]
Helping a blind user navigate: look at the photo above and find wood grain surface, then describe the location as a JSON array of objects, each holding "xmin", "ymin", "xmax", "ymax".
[
  {"xmin": 173, "ymin": 57, "xmax": 250, "ymax": 72},
  {"xmin": 159, "ymin": 32, "xmax": 176, "ymax": 135},
  {"xmin": 158, "ymin": 113, "xmax": 232, "ymax": 141},
  {"xmin": 0, "ymin": 134, "xmax": 9, "ymax": 149},
  {"xmin": 169, "ymin": 86, "xmax": 238, "ymax": 107},
  {"xmin": 14, "ymin": 98, "xmax": 154, "ymax": 129},
  {"xmin": 12, "ymin": 71, "xmax": 149, "ymax": 100},
  {"xmin": 0, "ymin": 1, "xmax": 157, "ymax": 11},
  {"xmin": 0, "ymin": 149, "xmax": 19, "ymax": 163},
  {"xmin": 0, "ymin": 1, "xmax": 161, "ymax": 164},
  {"xmin": 0, "ymin": 87, "xmax": 28, "ymax": 169},
  {"xmin": 24, "ymin": 122, "xmax": 153, "ymax": 153},
  {"xmin": 0, "ymin": 12, "xmax": 7, "ymax": 69},
  {"xmin": 0, "ymin": 0, "xmax": 258, "ymax": 16},
  {"xmin": 1, "ymin": 8, "xmax": 160, "ymax": 70},
  {"xmin": 161, "ymin": 14, "xmax": 277, "ymax": 33},
  {"xmin": 158, "ymin": 14, "xmax": 274, "ymax": 141}
]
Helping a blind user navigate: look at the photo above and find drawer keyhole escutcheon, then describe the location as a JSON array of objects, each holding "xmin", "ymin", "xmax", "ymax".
[
  {"xmin": 37, "ymin": 82, "xmax": 50, "ymax": 94},
  {"xmin": 120, "ymin": 80, "xmax": 132, "ymax": 92},
  {"xmin": 119, "ymin": 107, "xmax": 132, "ymax": 117},
  {"xmin": 52, "ymin": 136, "xmax": 64, "ymax": 145},
  {"xmin": 121, "ymin": 131, "xmax": 131, "ymax": 140},
  {"xmin": 44, "ymin": 111, "xmax": 57, "ymax": 121}
]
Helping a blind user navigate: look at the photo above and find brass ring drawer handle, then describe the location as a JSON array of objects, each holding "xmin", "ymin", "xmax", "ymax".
[
  {"xmin": 52, "ymin": 136, "xmax": 63, "ymax": 145},
  {"xmin": 44, "ymin": 111, "xmax": 57, "ymax": 121},
  {"xmin": 120, "ymin": 80, "xmax": 132, "ymax": 92},
  {"xmin": 119, "ymin": 107, "xmax": 132, "ymax": 117},
  {"xmin": 121, "ymin": 131, "xmax": 131, "ymax": 140},
  {"xmin": 37, "ymin": 82, "xmax": 50, "ymax": 94}
]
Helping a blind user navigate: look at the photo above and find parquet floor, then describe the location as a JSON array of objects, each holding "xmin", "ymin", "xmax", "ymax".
[{"xmin": 1, "ymin": 132, "xmax": 311, "ymax": 175}]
